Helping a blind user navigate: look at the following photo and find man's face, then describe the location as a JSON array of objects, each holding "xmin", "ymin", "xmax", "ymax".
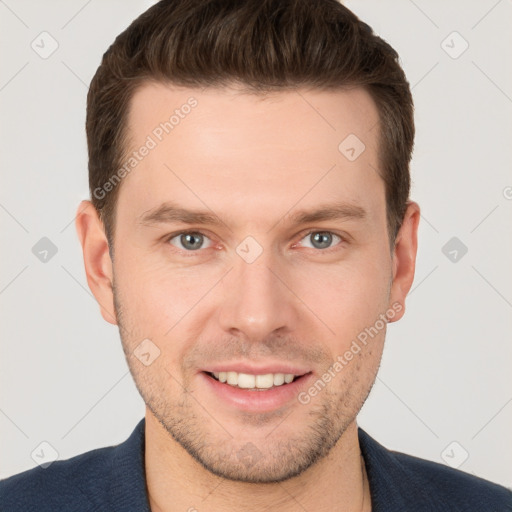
[{"xmin": 110, "ymin": 83, "xmax": 400, "ymax": 483}]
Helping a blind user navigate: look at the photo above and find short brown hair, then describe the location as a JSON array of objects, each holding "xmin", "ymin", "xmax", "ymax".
[{"xmin": 86, "ymin": 0, "xmax": 414, "ymax": 253}]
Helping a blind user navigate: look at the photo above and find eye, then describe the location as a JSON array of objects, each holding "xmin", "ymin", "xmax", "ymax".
[
  {"xmin": 298, "ymin": 230, "xmax": 344, "ymax": 251},
  {"xmin": 165, "ymin": 229, "xmax": 345, "ymax": 254},
  {"xmin": 167, "ymin": 231, "xmax": 213, "ymax": 251}
]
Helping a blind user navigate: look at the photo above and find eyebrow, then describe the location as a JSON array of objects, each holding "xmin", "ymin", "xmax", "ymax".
[{"xmin": 138, "ymin": 200, "xmax": 367, "ymax": 228}]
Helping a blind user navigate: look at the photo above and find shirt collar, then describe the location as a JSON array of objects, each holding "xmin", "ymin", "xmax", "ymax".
[{"xmin": 108, "ymin": 418, "xmax": 151, "ymax": 512}]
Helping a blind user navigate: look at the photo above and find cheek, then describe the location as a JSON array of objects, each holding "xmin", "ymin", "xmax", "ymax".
[
  {"xmin": 292, "ymin": 250, "xmax": 392, "ymax": 342},
  {"xmin": 115, "ymin": 255, "xmax": 221, "ymax": 338}
]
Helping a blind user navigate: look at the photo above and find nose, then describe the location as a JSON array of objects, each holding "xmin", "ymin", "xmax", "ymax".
[{"xmin": 217, "ymin": 247, "xmax": 300, "ymax": 342}]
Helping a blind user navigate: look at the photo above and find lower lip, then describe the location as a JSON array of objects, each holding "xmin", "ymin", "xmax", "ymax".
[{"xmin": 199, "ymin": 371, "xmax": 314, "ymax": 413}]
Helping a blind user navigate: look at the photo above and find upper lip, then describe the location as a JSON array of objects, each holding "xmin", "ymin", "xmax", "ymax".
[{"xmin": 202, "ymin": 361, "xmax": 312, "ymax": 376}]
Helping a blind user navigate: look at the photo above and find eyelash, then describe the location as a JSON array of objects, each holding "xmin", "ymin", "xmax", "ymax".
[{"xmin": 164, "ymin": 229, "xmax": 347, "ymax": 255}]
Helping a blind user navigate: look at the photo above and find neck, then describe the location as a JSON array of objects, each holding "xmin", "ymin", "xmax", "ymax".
[{"xmin": 144, "ymin": 412, "xmax": 370, "ymax": 512}]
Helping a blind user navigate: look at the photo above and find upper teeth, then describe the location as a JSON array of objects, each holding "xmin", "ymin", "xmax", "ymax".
[{"xmin": 212, "ymin": 371, "xmax": 297, "ymax": 389}]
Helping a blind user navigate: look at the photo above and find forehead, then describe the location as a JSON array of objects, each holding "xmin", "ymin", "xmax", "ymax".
[
  {"xmin": 118, "ymin": 82, "xmax": 384, "ymax": 231},
  {"xmin": 126, "ymin": 82, "xmax": 379, "ymax": 152}
]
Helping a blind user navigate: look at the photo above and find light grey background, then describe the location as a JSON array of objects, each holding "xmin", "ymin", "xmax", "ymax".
[{"xmin": 1, "ymin": 0, "xmax": 511, "ymax": 488}]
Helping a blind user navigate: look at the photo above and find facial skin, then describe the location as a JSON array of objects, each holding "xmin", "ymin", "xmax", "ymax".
[{"xmin": 76, "ymin": 83, "xmax": 419, "ymax": 512}]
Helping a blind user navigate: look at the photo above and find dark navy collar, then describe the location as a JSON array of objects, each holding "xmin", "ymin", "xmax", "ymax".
[{"xmin": 108, "ymin": 418, "xmax": 151, "ymax": 511}]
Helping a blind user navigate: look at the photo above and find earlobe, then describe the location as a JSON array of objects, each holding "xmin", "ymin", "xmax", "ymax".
[
  {"xmin": 388, "ymin": 201, "xmax": 420, "ymax": 323},
  {"xmin": 75, "ymin": 200, "xmax": 118, "ymax": 326}
]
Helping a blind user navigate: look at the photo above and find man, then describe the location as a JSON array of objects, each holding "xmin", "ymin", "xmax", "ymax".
[{"xmin": 1, "ymin": 0, "xmax": 510, "ymax": 510}]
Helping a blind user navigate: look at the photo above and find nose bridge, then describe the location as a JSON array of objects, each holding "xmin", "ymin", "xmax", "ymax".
[{"xmin": 217, "ymin": 242, "xmax": 299, "ymax": 339}]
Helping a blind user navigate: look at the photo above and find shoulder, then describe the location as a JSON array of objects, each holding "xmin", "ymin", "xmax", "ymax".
[
  {"xmin": 358, "ymin": 428, "xmax": 512, "ymax": 511},
  {"xmin": 391, "ymin": 448, "xmax": 512, "ymax": 510},
  {"xmin": 0, "ymin": 443, "xmax": 117, "ymax": 512},
  {"xmin": 0, "ymin": 419, "xmax": 149, "ymax": 512}
]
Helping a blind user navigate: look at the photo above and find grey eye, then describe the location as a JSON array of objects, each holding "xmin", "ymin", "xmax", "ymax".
[
  {"xmin": 301, "ymin": 232, "xmax": 341, "ymax": 250},
  {"xmin": 169, "ymin": 232, "xmax": 212, "ymax": 251}
]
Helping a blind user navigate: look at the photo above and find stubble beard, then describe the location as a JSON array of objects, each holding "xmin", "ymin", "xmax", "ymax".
[{"xmin": 112, "ymin": 283, "xmax": 379, "ymax": 484}]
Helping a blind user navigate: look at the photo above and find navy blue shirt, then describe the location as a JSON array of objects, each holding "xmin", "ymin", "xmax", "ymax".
[{"xmin": 1, "ymin": 418, "xmax": 511, "ymax": 511}]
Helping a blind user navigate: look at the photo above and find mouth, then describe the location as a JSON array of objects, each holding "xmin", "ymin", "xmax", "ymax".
[
  {"xmin": 198, "ymin": 363, "xmax": 315, "ymax": 412},
  {"xmin": 202, "ymin": 371, "xmax": 312, "ymax": 394}
]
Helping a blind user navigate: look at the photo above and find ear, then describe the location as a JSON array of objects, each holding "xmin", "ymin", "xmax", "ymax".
[
  {"xmin": 75, "ymin": 200, "xmax": 117, "ymax": 325},
  {"xmin": 388, "ymin": 201, "xmax": 420, "ymax": 323}
]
